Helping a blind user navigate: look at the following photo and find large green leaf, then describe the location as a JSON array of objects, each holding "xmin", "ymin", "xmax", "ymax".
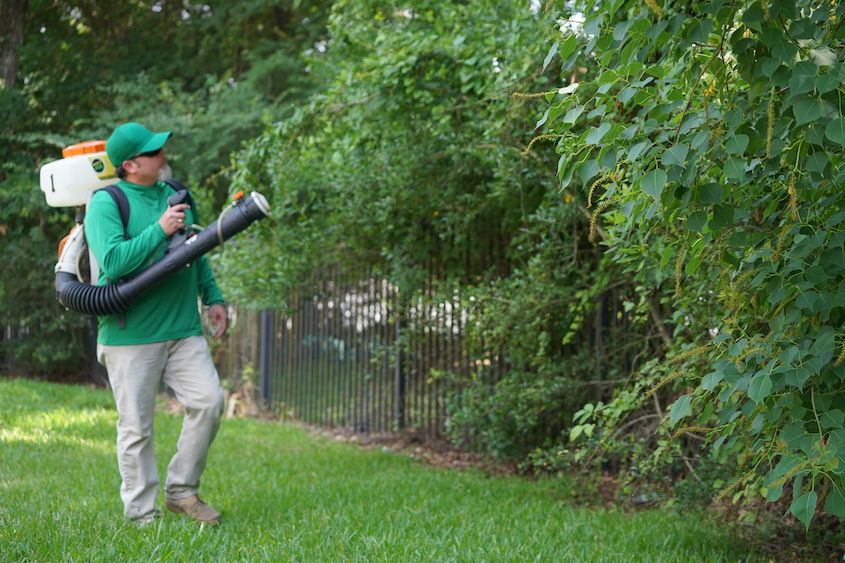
[
  {"xmin": 749, "ymin": 372, "xmax": 773, "ymax": 404},
  {"xmin": 542, "ymin": 41, "xmax": 560, "ymax": 73},
  {"xmin": 825, "ymin": 116, "xmax": 845, "ymax": 147},
  {"xmin": 793, "ymin": 97, "xmax": 822, "ymax": 126},
  {"xmin": 687, "ymin": 19, "xmax": 713, "ymax": 44},
  {"xmin": 711, "ymin": 204, "xmax": 735, "ymax": 229},
  {"xmin": 699, "ymin": 183, "xmax": 723, "ymax": 205},
  {"xmin": 725, "ymin": 134, "xmax": 749, "ymax": 155},
  {"xmin": 640, "ymin": 168, "xmax": 667, "ymax": 200},
  {"xmin": 723, "ymin": 157, "xmax": 746, "ymax": 181},
  {"xmin": 824, "ymin": 486, "xmax": 845, "ymax": 518},
  {"xmin": 685, "ymin": 210, "xmax": 708, "ymax": 232},
  {"xmin": 586, "ymin": 122, "xmax": 613, "ymax": 145},
  {"xmin": 790, "ymin": 491, "xmax": 818, "ymax": 528},
  {"xmin": 662, "ymin": 143, "xmax": 689, "ymax": 167},
  {"xmin": 669, "ymin": 394, "xmax": 692, "ymax": 425},
  {"xmin": 563, "ymin": 105, "xmax": 586, "ymax": 124}
]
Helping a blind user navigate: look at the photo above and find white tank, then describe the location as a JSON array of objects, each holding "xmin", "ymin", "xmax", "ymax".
[{"xmin": 40, "ymin": 140, "xmax": 117, "ymax": 207}]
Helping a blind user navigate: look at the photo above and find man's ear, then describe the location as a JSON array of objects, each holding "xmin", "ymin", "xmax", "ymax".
[{"xmin": 122, "ymin": 159, "xmax": 138, "ymax": 174}]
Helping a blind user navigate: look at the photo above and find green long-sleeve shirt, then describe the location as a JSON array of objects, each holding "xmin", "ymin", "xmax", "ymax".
[{"xmin": 85, "ymin": 180, "xmax": 224, "ymax": 345}]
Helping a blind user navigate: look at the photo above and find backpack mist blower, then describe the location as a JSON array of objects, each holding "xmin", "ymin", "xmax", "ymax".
[{"xmin": 42, "ymin": 140, "xmax": 270, "ymax": 316}]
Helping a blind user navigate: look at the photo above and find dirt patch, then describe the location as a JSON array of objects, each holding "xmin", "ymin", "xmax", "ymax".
[{"xmin": 317, "ymin": 426, "xmax": 517, "ymax": 474}]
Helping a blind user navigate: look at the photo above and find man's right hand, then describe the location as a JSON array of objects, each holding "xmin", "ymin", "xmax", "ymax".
[{"xmin": 159, "ymin": 203, "xmax": 190, "ymax": 236}]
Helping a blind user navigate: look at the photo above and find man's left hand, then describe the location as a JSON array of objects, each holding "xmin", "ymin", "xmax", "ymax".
[{"xmin": 208, "ymin": 304, "xmax": 229, "ymax": 339}]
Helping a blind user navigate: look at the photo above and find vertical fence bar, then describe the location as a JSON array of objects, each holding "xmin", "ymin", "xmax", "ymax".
[
  {"xmin": 298, "ymin": 294, "xmax": 305, "ymax": 418},
  {"xmin": 330, "ymin": 274, "xmax": 336, "ymax": 426},
  {"xmin": 373, "ymin": 277, "xmax": 379, "ymax": 431},
  {"xmin": 364, "ymin": 278, "xmax": 371, "ymax": 431},
  {"xmin": 352, "ymin": 283, "xmax": 360, "ymax": 431},
  {"xmin": 394, "ymin": 295, "xmax": 405, "ymax": 431},
  {"xmin": 259, "ymin": 309, "xmax": 274, "ymax": 404},
  {"xmin": 278, "ymin": 300, "xmax": 284, "ymax": 414},
  {"xmin": 318, "ymin": 287, "xmax": 326, "ymax": 426},
  {"xmin": 306, "ymin": 296, "xmax": 315, "ymax": 424},
  {"xmin": 345, "ymin": 283, "xmax": 351, "ymax": 429}
]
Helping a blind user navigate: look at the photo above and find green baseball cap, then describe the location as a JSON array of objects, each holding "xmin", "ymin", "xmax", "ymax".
[{"xmin": 106, "ymin": 122, "xmax": 172, "ymax": 165}]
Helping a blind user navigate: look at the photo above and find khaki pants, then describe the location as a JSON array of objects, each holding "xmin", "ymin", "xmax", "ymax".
[{"xmin": 98, "ymin": 335, "xmax": 224, "ymax": 520}]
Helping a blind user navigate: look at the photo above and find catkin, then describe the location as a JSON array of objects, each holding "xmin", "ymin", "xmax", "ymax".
[
  {"xmin": 589, "ymin": 199, "xmax": 614, "ymax": 243},
  {"xmin": 834, "ymin": 337, "xmax": 845, "ymax": 367},
  {"xmin": 644, "ymin": 0, "xmax": 663, "ymax": 18},
  {"xmin": 587, "ymin": 172, "xmax": 610, "ymax": 208},
  {"xmin": 788, "ymin": 175, "xmax": 798, "ymax": 221},
  {"xmin": 521, "ymin": 133, "xmax": 562, "ymax": 155},
  {"xmin": 715, "ymin": 467, "xmax": 758, "ymax": 502},
  {"xmin": 766, "ymin": 91, "xmax": 775, "ymax": 159},
  {"xmin": 668, "ymin": 344, "xmax": 712, "ymax": 365},
  {"xmin": 774, "ymin": 222, "xmax": 792, "ymax": 263},
  {"xmin": 766, "ymin": 461, "xmax": 806, "ymax": 491},
  {"xmin": 512, "ymin": 90, "xmax": 561, "ymax": 101},
  {"xmin": 645, "ymin": 370, "xmax": 691, "ymax": 399},
  {"xmin": 734, "ymin": 347, "xmax": 766, "ymax": 370},
  {"xmin": 675, "ymin": 247, "xmax": 686, "ymax": 297}
]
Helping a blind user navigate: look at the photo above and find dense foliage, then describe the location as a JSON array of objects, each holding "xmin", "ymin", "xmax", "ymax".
[
  {"xmin": 534, "ymin": 0, "xmax": 845, "ymax": 527},
  {"xmin": 217, "ymin": 0, "xmax": 643, "ymax": 463}
]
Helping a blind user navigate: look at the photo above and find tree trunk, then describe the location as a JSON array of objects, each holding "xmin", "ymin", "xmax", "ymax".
[{"xmin": 0, "ymin": 0, "xmax": 29, "ymax": 89}]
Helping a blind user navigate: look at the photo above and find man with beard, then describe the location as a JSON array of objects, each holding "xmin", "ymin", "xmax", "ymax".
[{"xmin": 86, "ymin": 122, "xmax": 227, "ymax": 526}]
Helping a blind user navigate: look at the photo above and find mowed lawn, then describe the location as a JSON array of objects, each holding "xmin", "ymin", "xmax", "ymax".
[{"xmin": 1, "ymin": 377, "xmax": 762, "ymax": 562}]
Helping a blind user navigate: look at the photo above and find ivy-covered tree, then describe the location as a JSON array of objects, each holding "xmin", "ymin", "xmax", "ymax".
[{"xmin": 534, "ymin": 0, "xmax": 845, "ymax": 526}]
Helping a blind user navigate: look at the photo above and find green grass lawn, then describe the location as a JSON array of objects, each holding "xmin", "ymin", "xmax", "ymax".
[{"xmin": 1, "ymin": 377, "xmax": 763, "ymax": 562}]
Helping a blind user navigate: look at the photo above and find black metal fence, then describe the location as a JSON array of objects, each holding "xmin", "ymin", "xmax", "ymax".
[
  {"xmin": 218, "ymin": 265, "xmax": 638, "ymax": 440},
  {"xmin": 216, "ymin": 267, "xmax": 513, "ymax": 436}
]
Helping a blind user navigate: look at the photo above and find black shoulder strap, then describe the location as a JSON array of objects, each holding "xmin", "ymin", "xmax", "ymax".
[
  {"xmin": 165, "ymin": 178, "xmax": 187, "ymax": 192},
  {"xmin": 98, "ymin": 185, "xmax": 131, "ymax": 240}
]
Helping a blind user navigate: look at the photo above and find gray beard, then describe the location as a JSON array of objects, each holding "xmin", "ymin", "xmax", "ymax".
[{"xmin": 158, "ymin": 164, "xmax": 173, "ymax": 182}]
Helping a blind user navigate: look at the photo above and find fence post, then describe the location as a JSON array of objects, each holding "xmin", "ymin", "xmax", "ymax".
[
  {"xmin": 394, "ymin": 300, "xmax": 405, "ymax": 430},
  {"xmin": 259, "ymin": 309, "xmax": 274, "ymax": 404}
]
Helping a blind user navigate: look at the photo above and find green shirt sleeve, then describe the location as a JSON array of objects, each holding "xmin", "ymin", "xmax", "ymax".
[
  {"xmin": 86, "ymin": 189, "xmax": 169, "ymax": 282},
  {"xmin": 196, "ymin": 255, "xmax": 225, "ymax": 306}
]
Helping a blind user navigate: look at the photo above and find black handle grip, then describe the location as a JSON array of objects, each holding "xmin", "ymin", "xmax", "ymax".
[{"xmin": 167, "ymin": 189, "xmax": 190, "ymax": 207}]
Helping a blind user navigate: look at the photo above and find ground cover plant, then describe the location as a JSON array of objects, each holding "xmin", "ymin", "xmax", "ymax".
[{"xmin": 0, "ymin": 377, "xmax": 769, "ymax": 563}]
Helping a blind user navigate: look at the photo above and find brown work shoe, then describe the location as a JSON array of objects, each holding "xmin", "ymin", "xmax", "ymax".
[{"xmin": 165, "ymin": 495, "xmax": 221, "ymax": 525}]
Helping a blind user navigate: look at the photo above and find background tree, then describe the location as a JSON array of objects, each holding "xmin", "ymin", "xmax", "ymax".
[
  {"xmin": 0, "ymin": 0, "xmax": 331, "ymax": 377},
  {"xmin": 0, "ymin": 0, "xmax": 28, "ymax": 90}
]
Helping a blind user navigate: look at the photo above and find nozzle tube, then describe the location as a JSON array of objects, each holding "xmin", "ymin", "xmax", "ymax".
[{"xmin": 56, "ymin": 192, "xmax": 270, "ymax": 316}]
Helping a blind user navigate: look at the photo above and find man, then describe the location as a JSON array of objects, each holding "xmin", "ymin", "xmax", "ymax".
[{"xmin": 86, "ymin": 122, "xmax": 227, "ymax": 526}]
